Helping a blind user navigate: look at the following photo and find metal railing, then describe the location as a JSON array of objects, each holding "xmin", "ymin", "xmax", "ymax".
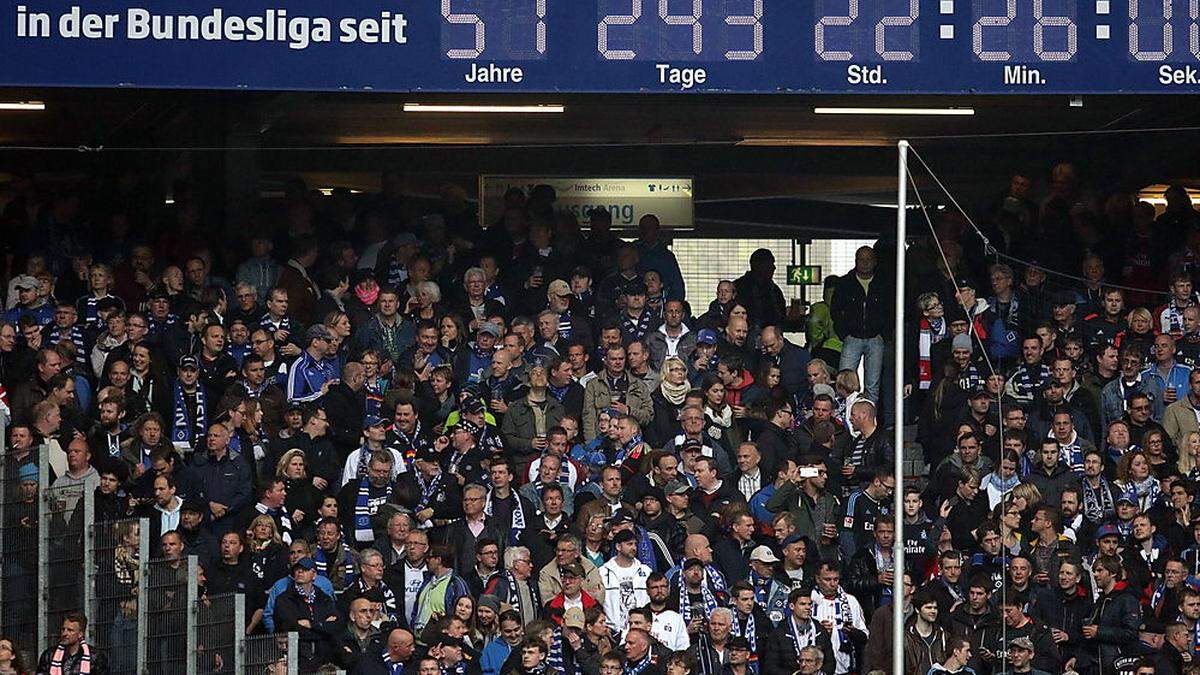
[
  {"xmin": 0, "ymin": 425, "xmax": 302, "ymax": 673},
  {"xmin": 194, "ymin": 593, "xmax": 243, "ymax": 675},
  {"xmin": 40, "ymin": 481, "xmax": 94, "ymax": 656},
  {"xmin": 244, "ymin": 632, "xmax": 299, "ymax": 675},
  {"xmin": 89, "ymin": 517, "xmax": 148, "ymax": 675},
  {"xmin": 145, "ymin": 555, "xmax": 197, "ymax": 674}
]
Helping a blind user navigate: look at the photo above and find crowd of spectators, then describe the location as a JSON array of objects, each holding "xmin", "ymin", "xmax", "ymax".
[{"xmin": 0, "ymin": 164, "xmax": 1197, "ymax": 675}]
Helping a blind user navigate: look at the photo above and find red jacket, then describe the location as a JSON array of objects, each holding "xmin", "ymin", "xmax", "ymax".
[{"xmin": 545, "ymin": 591, "xmax": 599, "ymax": 625}]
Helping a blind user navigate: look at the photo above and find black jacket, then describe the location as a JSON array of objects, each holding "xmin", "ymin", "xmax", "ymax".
[
  {"xmin": 1077, "ymin": 582, "xmax": 1142, "ymax": 671},
  {"xmin": 1027, "ymin": 583, "xmax": 1092, "ymax": 664},
  {"xmin": 324, "ymin": 382, "xmax": 368, "ymax": 455},
  {"xmin": 274, "ymin": 583, "xmax": 345, "ymax": 670},
  {"xmin": 830, "ymin": 270, "xmax": 891, "ymax": 340},
  {"xmin": 762, "ymin": 617, "xmax": 835, "ymax": 675},
  {"xmin": 845, "ymin": 545, "xmax": 891, "ymax": 612}
]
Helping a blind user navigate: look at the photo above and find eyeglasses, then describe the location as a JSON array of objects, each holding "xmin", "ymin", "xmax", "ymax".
[{"xmin": 1131, "ymin": 404, "xmax": 1152, "ymax": 411}]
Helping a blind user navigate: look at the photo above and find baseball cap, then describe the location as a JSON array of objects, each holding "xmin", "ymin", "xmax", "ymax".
[
  {"xmin": 781, "ymin": 534, "xmax": 805, "ymax": 547},
  {"xmin": 563, "ymin": 607, "xmax": 586, "ymax": 629},
  {"xmin": 434, "ymin": 635, "xmax": 465, "ymax": 649},
  {"xmin": 954, "ymin": 277, "xmax": 974, "ymax": 290},
  {"xmin": 727, "ymin": 637, "xmax": 751, "ymax": 652},
  {"xmin": 12, "ymin": 274, "xmax": 38, "ymax": 291},
  {"xmin": 812, "ymin": 383, "xmax": 836, "ymax": 398},
  {"xmin": 749, "ymin": 546, "xmax": 780, "ymax": 564},
  {"xmin": 612, "ymin": 529, "xmax": 637, "ymax": 545},
  {"xmin": 682, "ymin": 557, "xmax": 705, "ymax": 570},
  {"xmin": 393, "ymin": 232, "xmax": 421, "ymax": 247},
  {"xmin": 1008, "ymin": 637, "xmax": 1035, "ymax": 652},
  {"xmin": 181, "ymin": 499, "xmax": 206, "ymax": 514},
  {"xmin": 292, "ymin": 557, "xmax": 317, "ymax": 572},
  {"xmin": 17, "ymin": 463, "xmax": 37, "ymax": 483},
  {"xmin": 362, "ymin": 415, "xmax": 387, "ymax": 430},
  {"xmin": 460, "ymin": 397, "xmax": 486, "ymax": 415},
  {"xmin": 641, "ymin": 487, "xmax": 666, "ymax": 505},
  {"xmin": 451, "ymin": 419, "xmax": 481, "ymax": 436},
  {"xmin": 547, "ymin": 279, "xmax": 572, "ymax": 297},
  {"xmin": 414, "ymin": 447, "xmax": 440, "ymax": 463},
  {"xmin": 624, "ymin": 281, "xmax": 648, "ymax": 296},
  {"xmin": 664, "ymin": 479, "xmax": 693, "ymax": 495},
  {"xmin": 477, "ymin": 322, "xmax": 502, "ymax": 338},
  {"xmin": 680, "ymin": 439, "xmax": 704, "ymax": 454},
  {"xmin": 1116, "ymin": 491, "xmax": 1138, "ymax": 506},
  {"xmin": 560, "ymin": 562, "xmax": 584, "ymax": 578},
  {"xmin": 1095, "ymin": 524, "xmax": 1120, "ymax": 541},
  {"xmin": 177, "ymin": 355, "xmax": 199, "ymax": 370},
  {"xmin": 305, "ymin": 324, "xmax": 334, "ymax": 342},
  {"xmin": 147, "ymin": 287, "xmax": 171, "ymax": 301},
  {"xmin": 969, "ymin": 387, "xmax": 993, "ymax": 400},
  {"xmin": 696, "ymin": 329, "xmax": 719, "ymax": 345},
  {"xmin": 478, "ymin": 595, "xmax": 502, "ymax": 614}
]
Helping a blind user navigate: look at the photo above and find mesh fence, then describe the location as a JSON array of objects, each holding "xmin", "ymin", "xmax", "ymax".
[
  {"xmin": 89, "ymin": 518, "xmax": 146, "ymax": 675},
  {"xmin": 244, "ymin": 632, "xmax": 297, "ymax": 675},
  {"xmin": 0, "ymin": 442, "xmax": 40, "ymax": 667},
  {"xmin": 145, "ymin": 556, "xmax": 194, "ymax": 675},
  {"xmin": 41, "ymin": 481, "xmax": 91, "ymax": 655},
  {"xmin": 195, "ymin": 593, "xmax": 241, "ymax": 675}
]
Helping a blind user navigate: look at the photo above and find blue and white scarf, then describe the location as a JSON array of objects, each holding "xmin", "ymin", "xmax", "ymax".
[
  {"xmin": 1123, "ymin": 476, "xmax": 1163, "ymax": 512},
  {"xmin": 171, "ymin": 381, "xmax": 206, "ymax": 448},
  {"xmin": 355, "ymin": 477, "xmax": 393, "ymax": 543},
  {"xmin": 415, "ymin": 472, "xmax": 444, "ymax": 512},
  {"xmin": 678, "ymin": 569, "xmax": 720, "ymax": 622},
  {"xmin": 613, "ymin": 434, "xmax": 645, "ymax": 468},
  {"xmin": 485, "ymin": 490, "xmax": 526, "ymax": 546},
  {"xmin": 732, "ymin": 610, "xmax": 759, "ymax": 666},
  {"xmin": 314, "ymin": 543, "xmax": 355, "ymax": 587}
]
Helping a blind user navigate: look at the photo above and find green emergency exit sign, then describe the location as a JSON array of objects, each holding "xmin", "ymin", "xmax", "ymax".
[{"xmin": 786, "ymin": 265, "xmax": 822, "ymax": 286}]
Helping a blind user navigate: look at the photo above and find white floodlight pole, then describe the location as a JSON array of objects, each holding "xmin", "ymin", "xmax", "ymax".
[{"xmin": 892, "ymin": 140, "xmax": 910, "ymax": 675}]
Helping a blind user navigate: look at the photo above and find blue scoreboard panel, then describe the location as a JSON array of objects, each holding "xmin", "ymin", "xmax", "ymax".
[{"xmin": 2, "ymin": 0, "xmax": 1200, "ymax": 92}]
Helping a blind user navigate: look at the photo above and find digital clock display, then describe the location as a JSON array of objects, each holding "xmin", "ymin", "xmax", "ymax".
[{"xmin": 8, "ymin": 0, "xmax": 1200, "ymax": 93}]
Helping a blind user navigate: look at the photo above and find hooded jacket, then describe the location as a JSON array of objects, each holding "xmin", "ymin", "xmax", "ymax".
[{"xmin": 1078, "ymin": 581, "xmax": 1142, "ymax": 670}]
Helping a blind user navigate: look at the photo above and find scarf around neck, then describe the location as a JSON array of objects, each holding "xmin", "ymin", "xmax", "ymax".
[
  {"xmin": 50, "ymin": 642, "xmax": 90, "ymax": 675},
  {"xmin": 485, "ymin": 489, "xmax": 526, "ymax": 545},
  {"xmin": 171, "ymin": 380, "xmax": 206, "ymax": 447}
]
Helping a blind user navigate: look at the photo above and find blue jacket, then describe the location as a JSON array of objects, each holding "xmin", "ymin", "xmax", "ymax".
[
  {"xmin": 480, "ymin": 638, "xmax": 514, "ymax": 675},
  {"xmin": 775, "ymin": 341, "xmax": 812, "ymax": 398},
  {"xmin": 637, "ymin": 240, "xmax": 685, "ymax": 301},
  {"xmin": 286, "ymin": 351, "xmax": 337, "ymax": 403},
  {"xmin": 262, "ymin": 574, "xmax": 336, "ymax": 632},
  {"xmin": 1140, "ymin": 363, "xmax": 1192, "ymax": 419},
  {"xmin": 191, "ymin": 449, "xmax": 252, "ymax": 515},
  {"xmin": 353, "ymin": 315, "xmax": 415, "ymax": 368}
]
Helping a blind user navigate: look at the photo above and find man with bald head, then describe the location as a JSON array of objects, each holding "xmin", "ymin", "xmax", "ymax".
[
  {"xmin": 358, "ymin": 626, "xmax": 415, "ymax": 674},
  {"xmin": 50, "ymin": 435, "xmax": 99, "ymax": 512},
  {"xmin": 666, "ymin": 534, "xmax": 729, "ymax": 594}
]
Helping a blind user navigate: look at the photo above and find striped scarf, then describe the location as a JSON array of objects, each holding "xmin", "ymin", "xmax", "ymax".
[
  {"xmin": 497, "ymin": 570, "xmax": 542, "ymax": 620},
  {"xmin": 49, "ymin": 642, "xmax": 91, "ymax": 675},
  {"xmin": 1082, "ymin": 476, "xmax": 1116, "ymax": 523},
  {"xmin": 678, "ymin": 571, "xmax": 720, "ymax": 622},
  {"xmin": 47, "ymin": 323, "xmax": 89, "ymax": 367},
  {"xmin": 355, "ymin": 477, "xmax": 392, "ymax": 543},
  {"xmin": 548, "ymin": 627, "xmax": 572, "ymax": 675},
  {"xmin": 917, "ymin": 317, "xmax": 946, "ymax": 390},
  {"xmin": 415, "ymin": 472, "xmax": 444, "ymax": 511},
  {"xmin": 732, "ymin": 610, "xmax": 759, "ymax": 665},
  {"xmin": 613, "ymin": 435, "xmax": 645, "ymax": 468},
  {"xmin": 485, "ymin": 490, "xmax": 526, "ymax": 546},
  {"xmin": 171, "ymin": 381, "xmax": 206, "ymax": 448},
  {"xmin": 314, "ymin": 543, "xmax": 356, "ymax": 587},
  {"xmin": 259, "ymin": 313, "xmax": 292, "ymax": 335}
]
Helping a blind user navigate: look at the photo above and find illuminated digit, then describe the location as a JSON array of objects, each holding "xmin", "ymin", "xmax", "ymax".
[
  {"xmin": 442, "ymin": 0, "xmax": 485, "ymax": 59},
  {"xmin": 536, "ymin": 0, "xmax": 547, "ymax": 54},
  {"xmin": 973, "ymin": 0, "xmax": 1015, "ymax": 61},
  {"xmin": 1192, "ymin": 0, "xmax": 1200, "ymax": 58},
  {"xmin": 816, "ymin": 0, "xmax": 859, "ymax": 61},
  {"xmin": 599, "ymin": 0, "xmax": 642, "ymax": 60},
  {"xmin": 724, "ymin": 0, "xmax": 764, "ymax": 60},
  {"xmin": 1033, "ymin": 0, "xmax": 1077, "ymax": 61},
  {"xmin": 1130, "ymin": 0, "xmax": 1172, "ymax": 60},
  {"xmin": 660, "ymin": 0, "xmax": 702, "ymax": 55},
  {"xmin": 876, "ymin": 0, "xmax": 919, "ymax": 61}
]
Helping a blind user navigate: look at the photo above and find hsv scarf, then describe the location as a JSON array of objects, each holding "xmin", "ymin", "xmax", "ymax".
[
  {"xmin": 917, "ymin": 317, "xmax": 947, "ymax": 390},
  {"xmin": 497, "ymin": 569, "xmax": 542, "ymax": 620},
  {"xmin": 732, "ymin": 610, "xmax": 759, "ymax": 665},
  {"xmin": 171, "ymin": 381, "xmax": 206, "ymax": 448},
  {"xmin": 49, "ymin": 642, "xmax": 91, "ymax": 675},
  {"xmin": 678, "ymin": 571, "xmax": 720, "ymax": 622},
  {"xmin": 1082, "ymin": 477, "xmax": 1116, "ymax": 523},
  {"xmin": 415, "ymin": 472, "xmax": 444, "ymax": 512},
  {"xmin": 613, "ymin": 434, "xmax": 646, "ymax": 468},
  {"xmin": 314, "ymin": 544, "xmax": 356, "ymax": 587},
  {"xmin": 354, "ymin": 477, "xmax": 393, "ymax": 543},
  {"xmin": 485, "ymin": 490, "xmax": 526, "ymax": 546},
  {"xmin": 787, "ymin": 617, "xmax": 818, "ymax": 660}
]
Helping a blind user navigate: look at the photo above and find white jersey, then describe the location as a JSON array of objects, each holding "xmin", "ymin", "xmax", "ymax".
[
  {"xmin": 810, "ymin": 588, "xmax": 868, "ymax": 675},
  {"xmin": 650, "ymin": 609, "xmax": 690, "ymax": 651},
  {"xmin": 599, "ymin": 557, "xmax": 652, "ymax": 632}
]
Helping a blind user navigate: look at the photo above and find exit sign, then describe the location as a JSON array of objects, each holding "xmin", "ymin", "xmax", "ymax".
[{"xmin": 786, "ymin": 265, "xmax": 822, "ymax": 286}]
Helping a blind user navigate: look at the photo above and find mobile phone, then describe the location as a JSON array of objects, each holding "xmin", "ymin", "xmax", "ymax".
[{"xmin": 799, "ymin": 467, "xmax": 820, "ymax": 479}]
